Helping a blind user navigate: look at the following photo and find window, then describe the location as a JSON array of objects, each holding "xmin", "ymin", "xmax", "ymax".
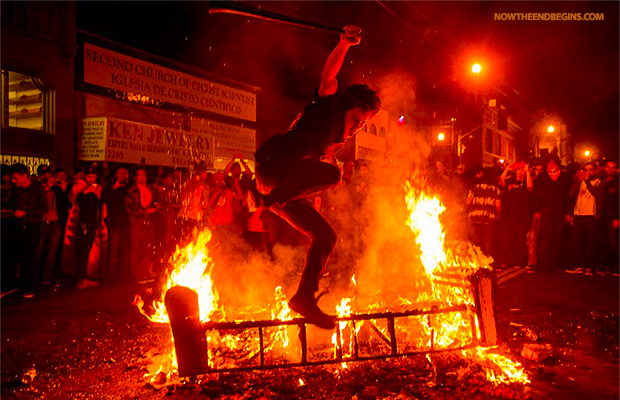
[
  {"xmin": 484, "ymin": 128, "xmax": 493, "ymax": 153},
  {"xmin": 379, "ymin": 127, "xmax": 386, "ymax": 138},
  {"xmin": 494, "ymin": 133, "xmax": 501, "ymax": 155},
  {"xmin": 2, "ymin": 70, "xmax": 44, "ymax": 131},
  {"xmin": 369, "ymin": 124, "xmax": 377, "ymax": 136},
  {"xmin": 1, "ymin": 154, "xmax": 50, "ymax": 175}
]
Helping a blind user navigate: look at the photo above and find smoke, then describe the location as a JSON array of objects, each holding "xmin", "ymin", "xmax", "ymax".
[
  {"xmin": 208, "ymin": 231, "xmax": 306, "ymax": 320},
  {"xmin": 374, "ymin": 69, "xmax": 419, "ymax": 117},
  {"xmin": 303, "ymin": 71, "xmax": 440, "ymax": 312}
]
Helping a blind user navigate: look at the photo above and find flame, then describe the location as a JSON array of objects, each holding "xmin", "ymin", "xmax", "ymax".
[
  {"xmin": 465, "ymin": 347, "xmax": 531, "ymax": 385},
  {"xmin": 404, "ymin": 180, "xmax": 529, "ymax": 385},
  {"xmin": 332, "ymin": 298, "xmax": 353, "ymax": 358},
  {"xmin": 405, "ymin": 182, "xmax": 446, "ymax": 276},
  {"xmin": 134, "ymin": 229, "xmax": 220, "ymax": 380},
  {"xmin": 269, "ymin": 286, "xmax": 293, "ymax": 349},
  {"xmin": 135, "ymin": 229, "xmax": 219, "ymax": 324}
]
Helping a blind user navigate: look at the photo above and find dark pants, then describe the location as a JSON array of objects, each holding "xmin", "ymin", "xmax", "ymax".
[
  {"xmin": 471, "ymin": 221, "xmax": 496, "ymax": 257},
  {"xmin": 257, "ymin": 158, "xmax": 340, "ymax": 295},
  {"xmin": 495, "ymin": 219, "xmax": 529, "ymax": 267},
  {"xmin": 129, "ymin": 218, "xmax": 154, "ymax": 280},
  {"xmin": 16, "ymin": 223, "xmax": 41, "ymax": 291},
  {"xmin": 37, "ymin": 221, "xmax": 63, "ymax": 283},
  {"xmin": 257, "ymin": 159, "xmax": 342, "ymax": 206},
  {"xmin": 537, "ymin": 212, "xmax": 565, "ymax": 272},
  {"xmin": 571, "ymin": 215, "xmax": 598, "ymax": 269},
  {"xmin": 599, "ymin": 218, "xmax": 619, "ymax": 271},
  {"xmin": 610, "ymin": 223, "xmax": 619, "ymax": 271},
  {"xmin": 75, "ymin": 224, "xmax": 97, "ymax": 281},
  {"xmin": 1, "ymin": 218, "xmax": 19, "ymax": 291},
  {"xmin": 107, "ymin": 223, "xmax": 130, "ymax": 281}
]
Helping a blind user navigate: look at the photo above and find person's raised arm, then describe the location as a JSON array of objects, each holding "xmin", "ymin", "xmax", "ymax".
[
  {"xmin": 525, "ymin": 163, "xmax": 534, "ymax": 192},
  {"xmin": 318, "ymin": 25, "xmax": 362, "ymax": 97}
]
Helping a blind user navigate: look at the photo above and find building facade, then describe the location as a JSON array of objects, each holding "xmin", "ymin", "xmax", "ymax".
[{"xmin": 76, "ymin": 32, "xmax": 259, "ymax": 173}]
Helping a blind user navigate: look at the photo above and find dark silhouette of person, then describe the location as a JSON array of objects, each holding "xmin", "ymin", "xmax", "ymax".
[{"xmin": 254, "ymin": 26, "xmax": 381, "ymax": 329}]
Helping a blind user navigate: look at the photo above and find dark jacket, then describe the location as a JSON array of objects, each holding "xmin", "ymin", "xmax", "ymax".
[
  {"xmin": 103, "ymin": 185, "xmax": 129, "ymax": 228},
  {"xmin": 533, "ymin": 172, "xmax": 572, "ymax": 216},
  {"xmin": 9, "ymin": 181, "xmax": 45, "ymax": 225},
  {"xmin": 52, "ymin": 185, "xmax": 70, "ymax": 223},
  {"xmin": 601, "ymin": 175, "xmax": 619, "ymax": 221}
]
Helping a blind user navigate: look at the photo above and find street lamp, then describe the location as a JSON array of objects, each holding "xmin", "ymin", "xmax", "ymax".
[
  {"xmin": 437, "ymin": 132, "xmax": 445, "ymax": 142},
  {"xmin": 472, "ymin": 63, "xmax": 481, "ymax": 74},
  {"xmin": 547, "ymin": 125, "xmax": 555, "ymax": 133},
  {"xmin": 584, "ymin": 150, "xmax": 590, "ymax": 157}
]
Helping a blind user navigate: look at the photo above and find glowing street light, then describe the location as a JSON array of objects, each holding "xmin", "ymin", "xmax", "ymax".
[
  {"xmin": 437, "ymin": 132, "xmax": 445, "ymax": 141},
  {"xmin": 472, "ymin": 63, "xmax": 481, "ymax": 74},
  {"xmin": 547, "ymin": 125, "xmax": 555, "ymax": 133},
  {"xmin": 584, "ymin": 150, "xmax": 590, "ymax": 157}
]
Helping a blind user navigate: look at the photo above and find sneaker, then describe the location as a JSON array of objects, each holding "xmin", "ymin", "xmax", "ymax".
[
  {"xmin": 289, "ymin": 292, "xmax": 335, "ymax": 330},
  {"xmin": 565, "ymin": 267, "xmax": 584, "ymax": 274},
  {"xmin": 22, "ymin": 291, "xmax": 35, "ymax": 299}
]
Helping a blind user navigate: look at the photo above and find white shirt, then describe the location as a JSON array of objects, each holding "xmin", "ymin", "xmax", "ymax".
[{"xmin": 574, "ymin": 179, "xmax": 599, "ymax": 216}]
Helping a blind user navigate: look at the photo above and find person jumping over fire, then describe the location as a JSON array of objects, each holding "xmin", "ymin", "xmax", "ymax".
[{"xmin": 254, "ymin": 25, "xmax": 381, "ymax": 329}]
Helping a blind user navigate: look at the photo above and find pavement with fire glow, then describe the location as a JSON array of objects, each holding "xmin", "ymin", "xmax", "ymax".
[{"xmin": 2, "ymin": 267, "xmax": 618, "ymax": 400}]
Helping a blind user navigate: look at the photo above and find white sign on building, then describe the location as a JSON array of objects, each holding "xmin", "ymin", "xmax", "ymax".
[{"xmin": 83, "ymin": 43, "xmax": 257, "ymax": 122}]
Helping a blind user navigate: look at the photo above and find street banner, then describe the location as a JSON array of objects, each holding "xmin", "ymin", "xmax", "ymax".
[{"xmin": 84, "ymin": 43, "xmax": 257, "ymax": 122}]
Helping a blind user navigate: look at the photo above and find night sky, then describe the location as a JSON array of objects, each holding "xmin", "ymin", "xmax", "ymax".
[{"xmin": 77, "ymin": 1, "xmax": 619, "ymax": 158}]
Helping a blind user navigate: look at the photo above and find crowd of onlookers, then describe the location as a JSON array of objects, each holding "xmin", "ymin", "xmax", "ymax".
[
  {"xmin": 1, "ymin": 154, "xmax": 278, "ymax": 298},
  {"xmin": 425, "ymin": 154, "xmax": 619, "ymax": 276},
  {"xmin": 2, "ymin": 151, "xmax": 618, "ymax": 299}
]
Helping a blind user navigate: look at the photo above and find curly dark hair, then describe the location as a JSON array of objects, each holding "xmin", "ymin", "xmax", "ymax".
[{"xmin": 340, "ymin": 84, "xmax": 381, "ymax": 115}]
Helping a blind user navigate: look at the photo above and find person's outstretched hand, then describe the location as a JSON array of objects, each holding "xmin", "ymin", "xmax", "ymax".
[{"xmin": 341, "ymin": 25, "xmax": 362, "ymax": 46}]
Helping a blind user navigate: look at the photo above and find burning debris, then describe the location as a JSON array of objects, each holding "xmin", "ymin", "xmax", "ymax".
[{"xmin": 133, "ymin": 175, "xmax": 531, "ymax": 393}]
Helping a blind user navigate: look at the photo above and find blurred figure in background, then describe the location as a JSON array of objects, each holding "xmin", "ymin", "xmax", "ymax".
[
  {"xmin": 102, "ymin": 167, "xmax": 131, "ymax": 281},
  {"xmin": 533, "ymin": 156, "xmax": 572, "ymax": 273},
  {"xmin": 466, "ymin": 167, "xmax": 501, "ymax": 259},
  {"xmin": 9, "ymin": 163, "xmax": 45, "ymax": 297},
  {"xmin": 566, "ymin": 162, "xmax": 601, "ymax": 275},
  {"xmin": 599, "ymin": 159, "xmax": 619, "ymax": 275},
  {"xmin": 125, "ymin": 166, "xmax": 160, "ymax": 283},
  {"xmin": 37, "ymin": 165, "xmax": 70, "ymax": 288},
  {"xmin": 74, "ymin": 166, "xmax": 103, "ymax": 289},
  {"xmin": 495, "ymin": 162, "xmax": 533, "ymax": 269},
  {"xmin": 1, "ymin": 164, "xmax": 18, "ymax": 293},
  {"xmin": 178, "ymin": 161, "xmax": 210, "ymax": 240}
]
